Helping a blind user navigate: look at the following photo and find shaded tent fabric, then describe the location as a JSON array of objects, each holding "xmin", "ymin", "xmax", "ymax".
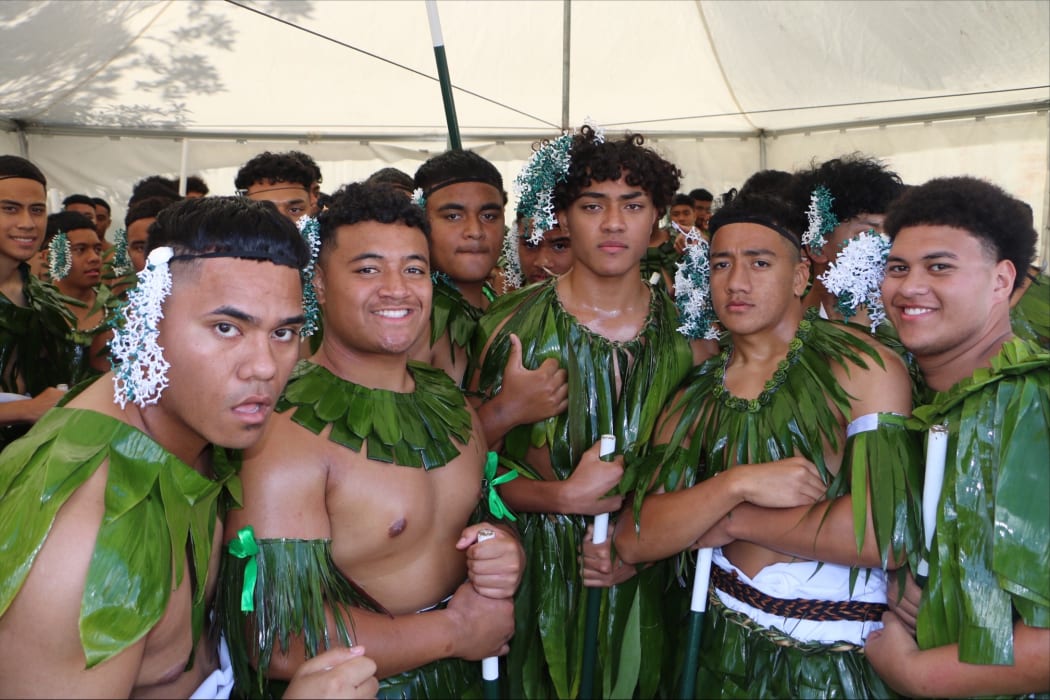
[{"xmin": 1, "ymin": 0, "xmax": 1047, "ymax": 257}]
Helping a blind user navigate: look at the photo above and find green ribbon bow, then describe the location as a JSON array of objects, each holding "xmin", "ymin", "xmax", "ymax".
[
  {"xmin": 483, "ymin": 451, "xmax": 518, "ymax": 522},
  {"xmin": 228, "ymin": 526, "xmax": 260, "ymax": 612}
]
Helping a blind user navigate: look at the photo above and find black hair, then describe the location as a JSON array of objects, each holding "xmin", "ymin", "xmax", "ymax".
[
  {"xmin": 91, "ymin": 197, "xmax": 111, "ymax": 212},
  {"xmin": 129, "ymin": 175, "xmax": 181, "ymax": 206},
  {"xmin": 0, "ymin": 155, "xmax": 46, "ymax": 187},
  {"xmin": 147, "ymin": 196, "xmax": 309, "ymax": 270},
  {"xmin": 45, "ymin": 211, "xmax": 96, "ymax": 247},
  {"xmin": 738, "ymin": 170, "xmax": 795, "ymax": 200},
  {"xmin": 234, "ymin": 152, "xmax": 315, "ymax": 192},
  {"xmin": 366, "ymin": 167, "xmax": 415, "ymax": 192},
  {"xmin": 62, "ymin": 193, "xmax": 95, "ymax": 208},
  {"xmin": 794, "ymin": 154, "xmax": 903, "ymax": 222},
  {"xmin": 318, "ymin": 182, "xmax": 430, "ymax": 254},
  {"xmin": 185, "ymin": 175, "xmax": 209, "ymax": 196},
  {"xmin": 125, "ymin": 196, "xmax": 178, "ymax": 227},
  {"xmin": 688, "ymin": 188, "xmax": 713, "ymax": 202},
  {"xmin": 553, "ymin": 126, "xmax": 680, "ymax": 211},
  {"xmin": 709, "ymin": 191, "xmax": 806, "ymax": 259},
  {"xmin": 884, "ymin": 176, "xmax": 1036, "ymax": 292},
  {"xmin": 672, "ymin": 193, "xmax": 695, "ymax": 208},
  {"xmin": 414, "ymin": 150, "xmax": 507, "ymax": 204},
  {"xmin": 289, "ymin": 150, "xmax": 323, "ymax": 184}
]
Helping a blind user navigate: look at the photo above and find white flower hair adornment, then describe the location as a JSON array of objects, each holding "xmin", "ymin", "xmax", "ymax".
[
  {"xmin": 411, "ymin": 188, "xmax": 426, "ymax": 209},
  {"xmin": 818, "ymin": 229, "xmax": 891, "ymax": 331},
  {"xmin": 48, "ymin": 230, "xmax": 72, "ymax": 280},
  {"xmin": 674, "ymin": 229, "xmax": 720, "ymax": 340},
  {"xmin": 110, "ymin": 246, "xmax": 174, "ymax": 408},
  {"xmin": 296, "ymin": 215, "xmax": 322, "ymax": 337},
  {"xmin": 803, "ymin": 185, "xmax": 839, "ymax": 254}
]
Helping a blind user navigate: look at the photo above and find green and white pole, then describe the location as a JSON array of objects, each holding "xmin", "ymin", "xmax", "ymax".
[
  {"xmin": 580, "ymin": 433, "xmax": 616, "ymax": 699},
  {"xmin": 477, "ymin": 528, "xmax": 500, "ymax": 700},
  {"xmin": 424, "ymin": 0, "xmax": 462, "ymax": 150},
  {"xmin": 678, "ymin": 546, "xmax": 713, "ymax": 699}
]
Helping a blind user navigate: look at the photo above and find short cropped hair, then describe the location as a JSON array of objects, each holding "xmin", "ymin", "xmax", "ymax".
[
  {"xmin": 185, "ymin": 175, "xmax": 209, "ymax": 196},
  {"xmin": 319, "ymin": 182, "xmax": 430, "ymax": 255},
  {"xmin": 125, "ymin": 196, "xmax": 178, "ymax": 227},
  {"xmin": 672, "ymin": 193, "xmax": 695, "ymax": 208},
  {"xmin": 366, "ymin": 167, "xmax": 416, "ymax": 192},
  {"xmin": 688, "ymin": 188, "xmax": 713, "ymax": 202},
  {"xmin": 44, "ymin": 211, "xmax": 95, "ymax": 247},
  {"xmin": 147, "ymin": 196, "xmax": 309, "ymax": 272},
  {"xmin": 0, "ymin": 155, "xmax": 46, "ymax": 187},
  {"xmin": 884, "ymin": 176, "xmax": 1037, "ymax": 292},
  {"xmin": 794, "ymin": 154, "xmax": 903, "ymax": 222},
  {"xmin": 91, "ymin": 197, "xmax": 111, "ymax": 212},
  {"xmin": 553, "ymin": 126, "xmax": 681, "ymax": 212},
  {"xmin": 234, "ymin": 152, "xmax": 315, "ymax": 192},
  {"xmin": 129, "ymin": 176, "xmax": 180, "ymax": 206},
  {"xmin": 738, "ymin": 170, "xmax": 795, "ymax": 200},
  {"xmin": 709, "ymin": 191, "xmax": 806, "ymax": 260},
  {"xmin": 414, "ymin": 150, "xmax": 507, "ymax": 203},
  {"xmin": 62, "ymin": 193, "xmax": 95, "ymax": 209}
]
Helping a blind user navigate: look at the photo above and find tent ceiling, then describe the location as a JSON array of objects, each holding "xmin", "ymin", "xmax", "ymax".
[{"xmin": 2, "ymin": 0, "xmax": 1047, "ymax": 140}]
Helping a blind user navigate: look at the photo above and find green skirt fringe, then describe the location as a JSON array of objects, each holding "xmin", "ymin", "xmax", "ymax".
[{"xmin": 378, "ymin": 657, "xmax": 482, "ymax": 699}]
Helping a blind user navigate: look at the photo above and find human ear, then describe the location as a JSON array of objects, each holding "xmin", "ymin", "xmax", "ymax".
[
  {"xmin": 992, "ymin": 259, "xmax": 1016, "ymax": 303},
  {"xmin": 313, "ymin": 264, "xmax": 326, "ymax": 304}
]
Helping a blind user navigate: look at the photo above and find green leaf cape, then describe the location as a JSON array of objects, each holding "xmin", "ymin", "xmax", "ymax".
[
  {"xmin": 0, "ymin": 407, "xmax": 239, "ymax": 668},
  {"xmin": 910, "ymin": 338, "xmax": 1049, "ymax": 673},
  {"xmin": 1010, "ymin": 271, "xmax": 1050, "ymax": 349},
  {"xmin": 473, "ymin": 278, "xmax": 695, "ymax": 699},
  {"xmin": 430, "ymin": 273, "xmax": 489, "ymax": 376}
]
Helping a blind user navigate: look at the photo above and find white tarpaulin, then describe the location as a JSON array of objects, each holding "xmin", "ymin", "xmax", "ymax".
[{"xmin": 1, "ymin": 0, "xmax": 1047, "ymax": 256}]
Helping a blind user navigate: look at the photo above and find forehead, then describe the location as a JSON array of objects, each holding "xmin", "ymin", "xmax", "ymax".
[
  {"xmin": 711, "ymin": 221, "xmax": 790, "ymax": 253},
  {"xmin": 246, "ymin": 181, "xmax": 309, "ymax": 203},
  {"xmin": 332, "ymin": 220, "xmax": 430, "ymax": 257},
  {"xmin": 576, "ymin": 176, "xmax": 650, "ymax": 200},
  {"xmin": 0, "ymin": 177, "xmax": 46, "ymax": 203},
  {"xmin": 66, "ymin": 227, "xmax": 100, "ymax": 244},
  {"xmin": 670, "ymin": 204, "xmax": 694, "ymax": 212},
  {"xmin": 66, "ymin": 202, "xmax": 95, "ymax": 213},
  {"xmin": 889, "ymin": 224, "xmax": 992, "ymax": 261},
  {"xmin": 168, "ymin": 257, "xmax": 302, "ymax": 313},
  {"xmin": 127, "ymin": 218, "xmax": 155, "ymax": 239},
  {"xmin": 94, "ymin": 204, "xmax": 109, "ymax": 214},
  {"xmin": 427, "ymin": 181, "xmax": 503, "ymax": 208}
]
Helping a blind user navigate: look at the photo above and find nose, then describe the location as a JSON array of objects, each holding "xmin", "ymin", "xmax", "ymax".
[
  {"xmin": 378, "ymin": 268, "xmax": 409, "ymax": 297},
  {"xmin": 240, "ymin": 333, "xmax": 279, "ymax": 383},
  {"xmin": 601, "ymin": 206, "xmax": 626, "ymax": 232},
  {"xmin": 724, "ymin": 261, "xmax": 749, "ymax": 292}
]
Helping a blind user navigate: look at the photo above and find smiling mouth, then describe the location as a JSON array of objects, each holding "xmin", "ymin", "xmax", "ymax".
[
  {"xmin": 457, "ymin": 247, "xmax": 491, "ymax": 255},
  {"xmin": 901, "ymin": 306, "xmax": 934, "ymax": 316},
  {"xmin": 374, "ymin": 309, "xmax": 411, "ymax": 318}
]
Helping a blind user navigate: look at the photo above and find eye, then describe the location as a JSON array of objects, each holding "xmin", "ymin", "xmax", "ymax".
[
  {"xmin": 31, "ymin": 206, "xmax": 46, "ymax": 216},
  {"xmin": 929, "ymin": 263, "xmax": 952, "ymax": 272},
  {"xmin": 355, "ymin": 265, "xmax": 379, "ymax": 274},
  {"xmin": 273, "ymin": 327, "xmax": 298, "ymax": 342},
  {"xmin": 552, "ymin": 241, "xmax": 571, "ymax": 251},
  {"xmin": 712, "ymin": 261, "xmax": 729, "ymax": 270},
  {"xmin": 885, "ymin": 263, "xmax": 907, "ymax": 275},
  {"xmin": 214, "ymin": 322, "xmax": 239, "ymax": 338},
  {"xmin": 753, "ymin": 260, "xmax": 770, "ymax": 268},
  {"xmin": 625, "ymin": 202, "xmax": 644, "ymax": 211},
  {"xmin": 406, "ymin": 265, "xmax": 428, "ymax": 275},
  {"xmin": 443, "ymin": 212, "xmax": 463, "ymax": 222},
  {"xmin": 580, "ymin": 203, "xmax": 601, "ymax": 212}
]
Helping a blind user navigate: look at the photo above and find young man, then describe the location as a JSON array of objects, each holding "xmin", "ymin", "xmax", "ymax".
[
  {"xmin": 125, "ymin": 196, "xmax": 178, "ymax": 274},
  {"xmin": 669, "ymin": 192, "xmax": 698, "ymax": 232},
  {"xmin": 473, "ymin": 126, "xmax": 713, "ymax": 698},
  {"xmin": 0, "ymin": 156, "xmax": 76, "ymax": 449},
  {"xmin": 689, "ymin": 187, "xmax": 714, "ymax": 233},
  {"xmin": 42, "ymin": 211, "xmax": 116, "ymax": 377},
  {"xmin": 616, "ymin": 192, "xmax": 921, "ymax": 698},
  {"xmin": 92, "ymin": 197, "xmax": 112, "ymax": 240},
  {"xmin": 794, "ymin": 155, "xmax": 904, "ymax": 326},
  {"xmin": 235, "ymin": 151, "xmax": 317, "ymax": 224},
  {"xmin": 865, "ymin": 176, "xmax": 1049, "ymax": 697},
  {"xmin": 0, "ymin": 196, "xmax": 378, "ymax": 699},
  {"xmin": 517, "ymin": 219, "xmax": 573, "ymax": 285},
  {"xmin": 62, "ymin": 193, "xmax": 98, "ymax": 228},
  {"xmin": 220, "ymin": 182, "xmax": 523, "ymax": 698}
]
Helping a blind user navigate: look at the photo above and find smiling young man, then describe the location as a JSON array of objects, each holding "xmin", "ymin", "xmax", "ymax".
[
  {"xmin": 865, "ymin": 177, "xmax": 1049, "ymax": 698},
  {"xmin": 0, "ymin": 156, "xmax": 77, "ymax": 449},
  {"xmin": 220, "ymin": 182, "xmax": 522, "ymax": 699},
  {"xmin": 616, "ymin": 191, "xmax": 921, "ymax": 698},
  {"xmin": 473, "ymin": 127, "xmax": 712, "ymax": 698},
  {"xmin": 0, "ymin": 196, "xmax": 378, "ymax": 699}
]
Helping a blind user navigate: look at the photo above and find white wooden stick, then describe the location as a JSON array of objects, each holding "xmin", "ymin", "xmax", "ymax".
[
  {"xmin": 690, "ymin": 547, "xmax": 714, "ymax": 613},
  {"xmin": 592, "ymin": 434, "xmax": 617, "ymax": 544},
  {"xmin": 917, "ymin": 424, "xmax": 949, "ymax": 583},
  {"xmin": 477, "ymin": 528, "xmax": 499, "ymax": 681}
]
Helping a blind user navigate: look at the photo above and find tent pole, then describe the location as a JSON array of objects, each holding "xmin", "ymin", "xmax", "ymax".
[
  {"xmin": 178, "ymin": 138, "xmax": 189, "ymax": 196},
  {"xmin": 425, "ymin": 0, "xmax": 462, "ymax": 150},
  {"xmin": 14, "ymin": 120, "xmax": 29, "ymax": 159},
  {"xmin": 561, "ymin": 0, "xmax": 571, "ymax": 130},
  {"xmin": 758, "ymin": 130, "xmax": 767, "ymax": 170}
]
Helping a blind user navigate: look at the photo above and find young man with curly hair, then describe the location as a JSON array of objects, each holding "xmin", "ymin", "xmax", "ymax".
[
  {"xmin": 472, "ymin": 126, "xmax": 715, "ymax": 698},
  {"xmin": 865, "ymin": 176, "xmax": 1049, "ymax": 698},
  {"xmin": 235, "ymin": 151, "xmax": 317, "ymax": 224}
]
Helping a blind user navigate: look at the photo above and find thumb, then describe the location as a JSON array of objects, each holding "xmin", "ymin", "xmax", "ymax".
[{"xmin": 507, "ymin": 333, "xmax": 524, "ymax": 367}]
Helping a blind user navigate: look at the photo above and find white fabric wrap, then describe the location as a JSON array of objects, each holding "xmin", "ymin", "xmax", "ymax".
[{"xmin": 189, "ymin": 636, "xmax": 235, "ymax": 700}]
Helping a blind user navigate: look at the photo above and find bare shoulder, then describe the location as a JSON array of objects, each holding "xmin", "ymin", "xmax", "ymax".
[
  {"xmin": 831, "ymin": 324, "xmax": 912, "ymax": 414},
  {"xmin": 228, "ymin": 410, "xmax": 332, "ymax": 540},
  {"xmin": 0, "ymin": 460, "xmax": 144, "ymax": 697}
]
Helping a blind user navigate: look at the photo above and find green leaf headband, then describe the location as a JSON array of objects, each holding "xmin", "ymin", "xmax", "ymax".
[
  {"xmin": 803, "ymin": 185, "xmax": 839, "ymax": 253},
  {"xmin": 48, "ymin": 230, "xmax": 72, "ymax": 280},
  {"xmin": 817, "ymin": 229, "xmax": 891, "ymax": 330}
]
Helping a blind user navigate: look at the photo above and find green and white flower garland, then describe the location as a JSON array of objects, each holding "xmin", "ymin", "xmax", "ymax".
[
  {"xmin": 803, "ymin": 185, "xmax": 838, "ymax": 254},
  {"xmin": 818, "ymin": 230, "xmax": 891, "ymax": 330},
  {"xmin": 296, "ymin": 215, "xmax": 321, "ymax": 337},
  {"xmin": 48, "ymin": 230, "xmax": 72, "ymax": 280}
]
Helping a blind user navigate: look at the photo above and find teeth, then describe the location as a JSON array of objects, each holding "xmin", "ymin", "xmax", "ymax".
[
  {"xmin": 903, "ymin": 307, "xmax": 931, "ymax": 316},
  {"xmin": 375, "ymin": 309, "xmax": 409, "ymax": 318}
]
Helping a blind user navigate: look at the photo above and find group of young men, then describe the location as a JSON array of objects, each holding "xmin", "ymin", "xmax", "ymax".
[{"xmin": 0, "ymin": 126, "xmax": 1046, "ymax": 700}]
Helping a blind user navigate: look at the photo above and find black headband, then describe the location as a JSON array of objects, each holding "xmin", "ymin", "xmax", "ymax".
[
  {"xmin": 708, "ymin": 213, "xmax": 801, "ymax": 250},
  {"xmin": 422, "ymin": 176, "xmax": 503, "ymax": 198},
  {"xmin": 169, "ymin": 250, "xmax": 298, "ymax": 266}
]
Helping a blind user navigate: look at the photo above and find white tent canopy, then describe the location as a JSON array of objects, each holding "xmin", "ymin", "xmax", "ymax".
[{"xmin": 2, "ymin": 0, "xmax": 1047, "ymax": 257}]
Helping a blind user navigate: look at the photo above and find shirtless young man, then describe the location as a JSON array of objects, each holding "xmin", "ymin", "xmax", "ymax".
[
  {"xmin": 865, "ymin": 177, "xmax": 1049, "ymax": 698},
  {"xmin": 616, "ymin": 191, "xmax": 921, "ymax": 698},
  {"xmin": 221, "ymin": 182, "xmax": 523, "ymax": 698},
  {"xmin": 0, "ymin": 156, "xmax": 76, "ymax": 449},
  {"xmin": 0, "ymin": 196, "xmax": 377, "ymax": 699},
  {"xmin": 473, "ymin": 126, "xmax": 714, "ymax": 698}
]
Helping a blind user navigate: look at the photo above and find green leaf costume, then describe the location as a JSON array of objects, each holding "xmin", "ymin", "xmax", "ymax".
[
  {"xmin": 1010, "ymin": 271, "xmax": 1050, "ymax": 349},
  {"xmin": 649, "ymin": 314, "xmax": 923, "ymax": 699},
  {"xmin": 0, "ymin": 265, "xmax": 80, "ymax": 447},
  {"xmin": 473, "ymin": 278, "xmax": 695, "ymax": 699},
  {"xmin": 910, "ymin": 338, "xmax": 1049, "ymax": 693},
  {"xmin": 68, "ymin": 283, "xmax": 123, "ymax": 384},
  {"xmin": 218, "ymin": 359, "xmax": 484, "ymax": 699},
  {"xmin": 430, "ymin": 273, "xmax": 490, "ymax": 381},
  {"xmin": 639, "ymin": 237, "xmax": 680, "ymax": 290},
  {"xmin": 0, "ymin": 407, "xmax": 238, "ymax": 669}
]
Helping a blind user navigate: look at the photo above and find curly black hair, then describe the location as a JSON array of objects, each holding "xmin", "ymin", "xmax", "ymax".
[
  {"xmin": 414, "ymin": 150, "xmax": 507, "ymax": 203},
  {"xmin": 738, "ymin": 169, "xmax": 795, "ymax": 200},
  {"xmin": 234, "ymin": 151, "xmax": 315, "ymax": 192},
  {"xmin": 553, "ymin": 126, "xmax": 681, "ymax": 212},
  {"xmin": 125, "ymin": 195, "xmax": 179, "ymax": 227},
  {"xmin": 318, "ymin": 182, "xmax": 430, "ymax": 255},
  {"xmin": 129, "ymin": 175, "xmax": 180, "ymax": 206},
  {"xmin": 793, "ymin": 154, "xmax": 903, "ymax": 222},
  {"xmin": 366, "ymin": 167, "xmax": 415, "ymax": 192},
  {"xmin": 148, "ymin": 196, "xmax": 309, "ymax": 271},
  {"xmin": 709, "ymin": 191, "xmax": 807, "ymax": 260},
  {"xmin": 884, "ymin": 176, "xmax": 1037, "ymax": 292},
  {"xmin": 62, "ymin": 193, "xmax": 95, "ymax": 208},
  {"xmin": 185, "ymin": 175, "xmax": 209, "ymax": 196}
]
